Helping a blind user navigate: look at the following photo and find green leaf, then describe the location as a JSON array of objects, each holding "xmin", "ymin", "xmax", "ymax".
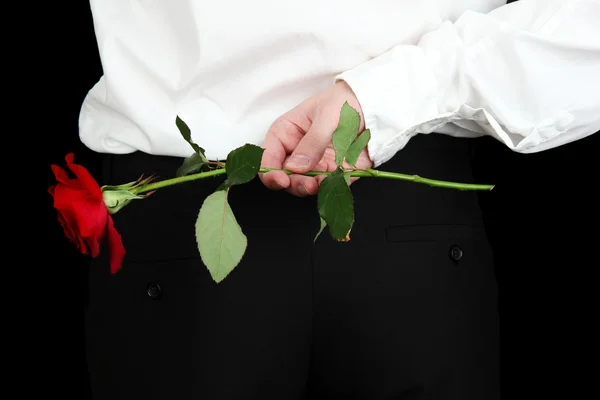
[
  {"xmin": 345, "ymin": 129, "xmax": 371, "ymax": 166},
  {"xmin": 313, "ymin": 216, "xmax": 327, "ymax": 243},
  {"xmin": 224, "ymin": 144, "xmax": 264, "ymax": 187},
  {"xmin": 215, "ymin": 180, "xmax": 230, "ymax": 192},
  {"xmin": 175, "ymin": 116, "xmax": 209, "ymax": 177},
  {"xmin": 317, "ymin": 167, "xmax": 354, "ymax": 241},
  {"xmin": 332, "ymin": 102, "xmax": 361, "ymax": 166},
  {"xmin": 176, "ymin": 152, "xmax": 209, "ymax": 177},
  {"xmin": 314, "ymin": 172, "xmax": 350, "ymax": 242},
  {"xmin": 343, "ymin": 172, "xmax": 351, "ymax": 186},
  {"xmin": 195, "ymin": 190, "xmax": 247, "ymax": 283},
  {"xmin": 176, "ymin": 116, "xmax": 206, "ymax": 156}
]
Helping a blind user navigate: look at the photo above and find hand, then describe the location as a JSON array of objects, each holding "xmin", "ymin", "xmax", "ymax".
[{"xmin": 260, "ymin": 81, "xmax": 373, "ymax": 197}]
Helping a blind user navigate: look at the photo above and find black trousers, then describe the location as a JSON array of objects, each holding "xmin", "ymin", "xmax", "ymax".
[{"xmin": 85, "ymin": 133, "xmax": 500, "ymax": 399}]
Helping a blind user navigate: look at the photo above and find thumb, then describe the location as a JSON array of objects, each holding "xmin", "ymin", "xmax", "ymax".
[{"xmin": 284, "ymin": 117, "xmax": 332, "ymax": 173}]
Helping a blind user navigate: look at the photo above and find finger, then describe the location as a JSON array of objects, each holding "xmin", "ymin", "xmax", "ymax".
[
  {"xmin": 347, "ymin": 148, "xmax": 373, "ymax": 185},
  {"xmin": 286, "ymin": 175, "xmax": 319, "ymax": 197},
  {"xmin": 313, "ymin": 157, "xmax": 360, "ymax": 185},
  {"xmin": 260, "ymin": 117, "xmax": 310, "ymax": 190},
  {"xmin": 314, "ymin": 158, "xmax": 328, "ymax": 172},
  {"xmin": 315, "ymin": 173, "xmax": 360, "ymax": 186},
  {"xmin": 262, "ymin": 170, "xmax": 291, "ymax": 191},
  {"xmin": 355, "ymin": 147, "xmax": 374, "ymax": 169},
  {"xmin": 284, "ymin": 116, "xmax": 333, "ymax": 174},
  {"xmin": 260, "ymin": 134, "xmax": 291, "ymax": 190},
  {"xmin": 342, "ymin": 159, "xmax": 360, "ymax": 184},
  {"xmin": 317, "ymin": 172, "xmax": 359, "ymax": 186},
  {"xmin": 314, "ymin": 149, "xmax": 337, "ymax": 186},
  {"xmin": 281, "ymin": 154, "xmax": 322, "ymax": 197}
]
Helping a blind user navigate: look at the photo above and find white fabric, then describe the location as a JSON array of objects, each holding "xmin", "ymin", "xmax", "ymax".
[{"xmin": 80, "ymin": 0, "xmax": 600, "ymax": 166}]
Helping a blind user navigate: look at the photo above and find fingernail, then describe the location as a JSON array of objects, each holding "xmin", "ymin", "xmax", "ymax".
[
  {"xmin": 274, "ymin": 177, "xmax": 287, "ymax": 189},
  {"xmin": 286, "ymin": 154, "xmax": 310, "ymax": 168},
  {"xmin": 299, "ymin": 184, "xmax": 314, "ymax": 196}
]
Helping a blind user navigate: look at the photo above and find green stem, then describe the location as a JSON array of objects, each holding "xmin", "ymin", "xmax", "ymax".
[
  {"xmin": 134, "ymin": 166, "xmax": 494, "ymax": 194},
  {"xmin": 362, "ymin": 168, "xmax": 494, "ymax": 191},
  {"xmin": 133, "ymin": 168, "xmax": 226, "ymax": 193}
]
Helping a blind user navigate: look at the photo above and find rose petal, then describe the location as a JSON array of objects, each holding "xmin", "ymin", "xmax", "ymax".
[
  {"xmin": 107, "ymin": 216, "xmax": 126, "ymax": 274},
  {"xmin": 57, "ymin": 212, "xmax": 76, "ymax": 243},
  {"xmin": 50, "ymin": 154, "xmax": 114, "ymax": 263},
  {"xmin": 85, "ymin": 232, "xmax": 102, "ymax": 258},
  {"xmin": 65, "ymin": 154, "xmax": 103, "ymax": 200},
  {"xmin": 56, "ymin": 210, "xmax": 87, "ymax": 253},
  {"xmin": 52, "ymin": 184, "xmax": 107, "ymax": 256},
  {"xmin": 51, "ymin": 165, "xmax": 70, "ymax": 185},
  {"xmin": 53, "ymin": 185, "xmax": 106, "ymax": 235}
]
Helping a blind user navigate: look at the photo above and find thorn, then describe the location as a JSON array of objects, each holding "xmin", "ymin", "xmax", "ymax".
[
  {"xmin": 138, "ymin": 174, "xmax": 157, "ymax": 186},
  {"xmin": 141, "ymin": 190, "xmax": 157, "ymax": 198}
]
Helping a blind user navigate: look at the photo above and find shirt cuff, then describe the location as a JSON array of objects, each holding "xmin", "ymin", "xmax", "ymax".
[{"xmin": 335, "ymin": 45, "xmax": 448, "ymax": 167}]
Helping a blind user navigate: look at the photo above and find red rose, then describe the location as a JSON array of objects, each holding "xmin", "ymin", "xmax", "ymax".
[{"xmin": 48, "ymin": 153, "xmax": 125, "ymax": 273}]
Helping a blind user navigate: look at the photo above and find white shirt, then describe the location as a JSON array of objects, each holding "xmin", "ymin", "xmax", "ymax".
[{"xmin": 80, "ymin": 0, "xmax": 600, "ymax": 167}]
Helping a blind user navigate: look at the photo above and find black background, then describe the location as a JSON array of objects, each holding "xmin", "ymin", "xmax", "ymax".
[{"xmin": 47, "ymin": 2, "xmax": 597, "ymax": 399}]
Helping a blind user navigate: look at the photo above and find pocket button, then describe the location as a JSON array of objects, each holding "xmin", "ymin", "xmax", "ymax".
[
  {"xmin": 449, "ymin": 245, "xmax": 463, "ymax": 262},
  {"xmin": 147, "ymin": 282, "xmax": 162, "ymax": 299}
]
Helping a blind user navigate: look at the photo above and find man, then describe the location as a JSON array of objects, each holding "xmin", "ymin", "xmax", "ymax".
[{"xmin": 81, "ymin": 0, "xmax": 599, "ymax": 398}]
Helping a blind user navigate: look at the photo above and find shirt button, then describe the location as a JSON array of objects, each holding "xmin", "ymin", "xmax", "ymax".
[
  {"xmin": 147, "ymin": 282, "xmax": 162, "ymax": 299},
  {"xmin": 449, "ymin": 245, "xmax": 463, "ymax": 262}
]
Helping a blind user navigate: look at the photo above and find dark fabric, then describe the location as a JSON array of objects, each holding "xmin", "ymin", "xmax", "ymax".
[{"xmin": 85, "ymin": 133, "xmax": 500, "ymax": 399}]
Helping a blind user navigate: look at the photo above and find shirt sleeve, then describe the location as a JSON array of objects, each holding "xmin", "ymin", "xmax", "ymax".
[{"xmin": 336, "ymin": 0, "xmax": 600, "ymax": 167}]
